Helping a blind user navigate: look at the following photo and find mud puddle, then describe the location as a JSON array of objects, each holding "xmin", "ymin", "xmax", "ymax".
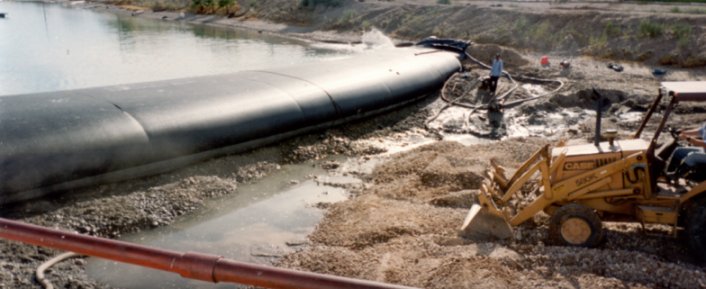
[{"xmin": 85, "ymin": 161, "xmax": 356, "ymax": 289}]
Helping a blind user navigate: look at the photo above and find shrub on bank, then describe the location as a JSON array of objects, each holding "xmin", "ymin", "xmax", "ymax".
[
  {"xmin": 191, "ymin": 0, "xmax": 239, "ymax": 16},
  {"xmin": 639, "ymin": 20, "xmax": 664, "ymax": 38},
  {"xmin": 637, "ymin": 0, "xmax": 706, "ymax": 2},
  {"xmin": 109, "ymin": 0, "xmax": 190, "ymax": 11}
]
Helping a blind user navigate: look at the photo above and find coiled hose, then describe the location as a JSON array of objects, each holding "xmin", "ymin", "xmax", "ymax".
[
  {"xmin": 426, "ymin": 50, "xmax": 565, "ymax": 136},
  {"xmin": 461, "ymin": 51, "xmax": 565, "ymax": 108}
]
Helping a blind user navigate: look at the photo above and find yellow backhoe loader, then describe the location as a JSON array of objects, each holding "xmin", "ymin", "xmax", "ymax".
[{"xmin": 461, "ymin": 81, "xmax": 706, "ymax": 260}]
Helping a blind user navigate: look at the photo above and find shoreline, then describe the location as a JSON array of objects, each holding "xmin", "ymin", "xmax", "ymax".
[{"xmin": 75, "ymin": 0, "xmax": 371, "ymax": 45}]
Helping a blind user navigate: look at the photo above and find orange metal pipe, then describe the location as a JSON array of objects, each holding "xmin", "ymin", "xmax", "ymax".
[{"xmin": 0, "ymin": 218, "xmax": 417, "ymax": 289}]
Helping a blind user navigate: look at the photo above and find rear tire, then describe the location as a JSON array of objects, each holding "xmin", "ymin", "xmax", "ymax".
[
  {"xmin": 548, "ymin": 203, "xmax": 604, "ymax": 247},
  {"xmin": 685, "ymin": 198, "xmax": 706, "ymax": 262}
]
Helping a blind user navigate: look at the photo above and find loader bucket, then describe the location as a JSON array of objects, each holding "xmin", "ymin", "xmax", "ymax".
[
  {"xmin": 458, "ymin": 176, "xmax": 514, "ymax": 241},
  {"xmin": 459, "ymin": 146, "xmax": 552, "ymax": 240},
  {"xmin": 459, "ymin": 203, "xmax": 513, "ymax": 240}
]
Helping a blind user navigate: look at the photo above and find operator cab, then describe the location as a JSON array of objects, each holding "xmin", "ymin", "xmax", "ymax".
[{"xmin": 638, "ymin": 82, "xmax": 706, "ymax": 184}]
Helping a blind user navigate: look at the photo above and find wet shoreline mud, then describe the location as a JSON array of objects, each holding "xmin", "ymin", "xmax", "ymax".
[{"xmin": 3, "ymin": 1, "xmax": 706, "ymax": 288}]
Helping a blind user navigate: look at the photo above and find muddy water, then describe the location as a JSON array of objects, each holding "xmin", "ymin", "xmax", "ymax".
[{"xmin": 87, "ymin": 161, "xmax": 355, "ymax": 288}]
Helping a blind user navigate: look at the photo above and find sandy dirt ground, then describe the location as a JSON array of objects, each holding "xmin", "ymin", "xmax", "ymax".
[
  {"xmin": 272, "ymin": 48, "xmax": 706, "ymax": 288},
  {"xmin": 279, "ymin": 139, "xmax": 706, "ymax": 289},
  {"xmin": 2, "ymin": 1, "xmax": 706, "ymax": 289}
]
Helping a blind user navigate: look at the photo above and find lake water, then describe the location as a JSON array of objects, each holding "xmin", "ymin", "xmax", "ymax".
[{"xmin": 0, "ymin": 1, "xmax": 357, "ymax": 96}]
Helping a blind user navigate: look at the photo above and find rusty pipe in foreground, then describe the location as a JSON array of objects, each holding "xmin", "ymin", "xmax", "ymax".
[{"xmin": 0, "ymin": 218, "xmax": 417, "ymax": 289}]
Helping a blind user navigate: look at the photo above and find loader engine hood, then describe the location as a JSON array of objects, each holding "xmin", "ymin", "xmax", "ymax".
[{"xmin": 552, "ymin": 139, "xmax": 649, "ymax": 180}]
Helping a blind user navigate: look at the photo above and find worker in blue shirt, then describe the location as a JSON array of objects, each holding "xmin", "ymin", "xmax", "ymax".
[
  {"xmin": 667, "ymin": 123, "xmax": 706, "ymax": 181},
  {"xmin": 489, "ymin": 53, "xmax": 503, "ymax": 95}
]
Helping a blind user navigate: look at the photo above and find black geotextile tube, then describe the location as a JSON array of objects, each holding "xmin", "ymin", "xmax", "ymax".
[{"xmin": 0, "ymin": 47, "xmax": 461, "ymax": 204}]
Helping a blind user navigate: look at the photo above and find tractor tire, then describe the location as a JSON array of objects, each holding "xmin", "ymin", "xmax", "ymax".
[
  {"xmin": 685, "ymin": 198, "xmax": 706, "ymax": 263},
  {"xmin": 548, "ymin": 203, "xmax": 604, "ymax": 247}
]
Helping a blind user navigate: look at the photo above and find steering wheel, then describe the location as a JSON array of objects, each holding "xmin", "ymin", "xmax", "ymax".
[{"xmin": 667, "ymin": 126, "xmax": 680, "ymax": 140}]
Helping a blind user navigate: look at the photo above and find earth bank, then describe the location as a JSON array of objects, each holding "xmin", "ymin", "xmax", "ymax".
[{"xmin": 101, "ymin": 0, "xmax": 706, "ymax": 68}]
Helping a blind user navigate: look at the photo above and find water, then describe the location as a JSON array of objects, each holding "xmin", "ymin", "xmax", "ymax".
[
  {"xmin": 87, "ymin": 161, "xmax": 354, "ymax": 289},
  {"xmin": 0, "ymin": 1, "xmax": 353, "ymax": 96}
]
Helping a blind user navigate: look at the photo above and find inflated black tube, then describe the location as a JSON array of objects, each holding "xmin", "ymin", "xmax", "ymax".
[{"xmin": 0, "ymin": 47, "xmax": 461, "ymax": 204}]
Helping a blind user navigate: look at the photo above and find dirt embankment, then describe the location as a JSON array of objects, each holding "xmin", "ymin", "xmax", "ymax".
[
  {"xmin": 238, "ymin": 0, "xmax": 706, "ymax": 68},
  {"xmin": 97, "ymin": 0, "xmax": 706, "ymax": 67}
]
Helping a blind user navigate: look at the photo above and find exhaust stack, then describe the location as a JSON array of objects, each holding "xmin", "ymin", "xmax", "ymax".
[{"xmin": 593, "ymin": 88, "xmax": 604, "ymax": 147}]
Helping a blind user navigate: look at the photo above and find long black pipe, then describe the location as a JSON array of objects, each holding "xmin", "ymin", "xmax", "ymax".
[{"xmin": 0, "ymin": 46, "xmax": 462, "ymax": 204}]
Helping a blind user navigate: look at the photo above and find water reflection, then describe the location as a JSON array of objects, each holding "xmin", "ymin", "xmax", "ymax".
[
  {"xmin": 87, "ymin": 162, "xmax": 352, "ymax": 289},
  {"xmin": 0, "ymin": 1, "xmax": 353, "ymax": 96}
]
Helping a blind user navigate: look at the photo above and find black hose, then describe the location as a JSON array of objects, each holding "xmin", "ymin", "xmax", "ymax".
[
  {"xmin": 428, "ymin": 50, "xmax": 566, "ymax": 138},
  {"xmin": 463, "ymin": 51, "xmax": 565, "ymax": 105}
]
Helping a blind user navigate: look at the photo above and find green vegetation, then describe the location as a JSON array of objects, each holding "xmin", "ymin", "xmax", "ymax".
[
  {"xmin": 636, "ymin": 0, "xmax": 706, "ymax": 2},
  {"xmin": 671, "ymin": 23, "xmax": 692, "ymax": 47},
  {"xmin": 512, "ymin": 16, "xmax": 528, "ymax": 31},
  {"xmin": 109, "ymin": 0, "xmax": 190, "ymax": 11},
  {"xmin": 669, "ymin": 5, "xmax": 706, "ymax": 13},
  {"xmin": 603, "ymin": 20, "xmax": 621, "ymax": 37},
  {"xmin": 300, "ymin": 0, "xmax": 343, "ymax": 8},
  {"xmin": 639, "ymin": 20, "xmax": 664, "ymax": 38},
  {"xmin": 636, "ymin": 20, "xmax": 692, "ymax": 46},
  {"xmin": 589, "ymin": 32, "xmax": 608, "ymax": 49},
  {"xmin": 191, "ymin": 0, "xmax": 239, "ymax": 15},
  {"xmin": 146, "ymin": 1, "xmax": 188, "ymax": 11},
  {"xmin": 686, "ymin": 8, "xmax": 706, "ymax": 14},
  {"xmin": 529, "ymin": 21, "xmax": 552, "ymax": 42},
  {"xmin": 437, "ymin": 0, "xmax": 452, "ymax": 4},
  {"xmin": 361, "ymin": 20, "xmax": 372, "ymax": 30},
  {"xmin": 218, "ymin": 0, "xmax": 234, "ymax": 9},
  {"xmin": 336, "ymin": 9, "xmax": 357, "ymax": 26}
]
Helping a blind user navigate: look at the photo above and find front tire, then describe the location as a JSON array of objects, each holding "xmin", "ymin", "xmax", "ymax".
[{"xmin": 548, "ymin": 203, "xmax": 604, "ymax": 247}]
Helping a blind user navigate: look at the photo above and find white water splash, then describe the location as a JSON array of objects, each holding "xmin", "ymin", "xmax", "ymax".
[
  {"xmin": 311, "ymin": 28, "xmax": 395, "ymax": 52},
  {"xmin": 360, "ymin": 28, "xmax": 395, "ymax": 49}
]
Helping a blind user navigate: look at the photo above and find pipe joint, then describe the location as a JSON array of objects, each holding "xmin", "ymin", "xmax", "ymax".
[{"xmin": 175, "ymin": 252, "xmax": 222, "ymax": 282}]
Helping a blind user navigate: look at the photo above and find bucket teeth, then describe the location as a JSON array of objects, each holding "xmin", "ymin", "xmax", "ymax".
[
  {"xmin": 489, "ymin": 159, "xmax": 509, "ymax": 189},
  {"xmin": 481, "ymin": 176, "xmax": 504, "ymax": 201}
]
